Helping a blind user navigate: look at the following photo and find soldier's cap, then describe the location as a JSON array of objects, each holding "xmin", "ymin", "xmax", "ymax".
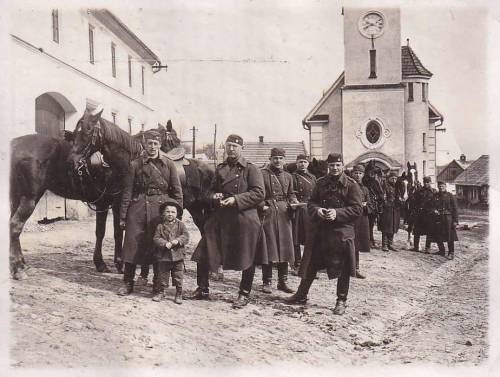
[
  {"xmin": 226, "ymin": 134, "xmax": 244, "ymax": 146},
  {"xmin": 143, "ymin": 129, "xmax": 162, "ymax": 141},
  {"xmin": 326, "ymin": 153, "xmax": 343, "ymax": 163},
  {"xmin": 387, "ymin": 171, "xmax": 398, "ymax": 179},
  {"xmin": 270, "ymin": 147, "xmax": 286, "ymax": 157},
  {"xmin": 159, "ymin": 198, "xmax": 183, "ymax": 217},
  {"xmin": 437, "ymin": 180, "xmax": 446, "ymax": 186},
  {"xmin": 296, "ymin": 154, "xmax": 308, "ymax": 162},
  {"xmin": 423, "ymin": 176, "xmax": 432, "ymax": 183},
  {"xmin": 352, "ymin": 164, "xmax": 365, "ymax": 173}
]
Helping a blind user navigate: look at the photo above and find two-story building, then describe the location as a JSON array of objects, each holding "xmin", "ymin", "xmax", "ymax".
[{"xmin": 9, "ymin": 8, "xmax": 164, "ymax": 220}]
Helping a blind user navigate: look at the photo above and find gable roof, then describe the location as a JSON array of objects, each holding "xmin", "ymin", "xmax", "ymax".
[
  {"xmin": 401, "ymin": 46, "xmax": 433, "ymax": 78},
  {"xmin": 91, "ymin": 9, "xmax": 160, "ymax": 65},
  {"xmin": 454, "ymin": 155, "xmax": 489, "ymax": 186},
  {"xmin": 242, "ymin": 141, "xmax": 307, "ymax": 167}
]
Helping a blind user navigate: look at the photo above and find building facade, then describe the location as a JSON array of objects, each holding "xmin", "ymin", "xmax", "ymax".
[
  {"xmin": 303, "ymin": 7, "xmax": 444, "ymax": 180},
  {"xmin": 9, "ymin": 8, "xmax": 164, "ymax": 220}
]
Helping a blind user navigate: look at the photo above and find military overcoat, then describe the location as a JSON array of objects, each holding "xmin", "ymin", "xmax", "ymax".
[
  {"xmin": 120, "ymin": 155, "xmax": 183, "ymax": 265},
  {"xmin": 299, "ymin": 173, "xmax": 363, "ymax": 279},
  {"xmin": 292, "ymin": 171, "xmax": 317, "ymax": 246},
  {"xmin": 354, "ymin": 182, "xmax": 375, "ymax": 253},
  {"xmin": 192, "ymin": 156, "xmax": 265, "ymax": 272},
  {"xmin": 432, "ymin": 191, "xmax": 459, "ymax": 243},
  {"xmin": 413, "ymin": 186, "xmax": 437, "ymax": 236},
  {"xmin": 260, "ymin": 166, "xmax": 297, "ymax": 264},
  {"xmin": 378, "ymin": 181, "xmax": 402, "ymax": 234}
]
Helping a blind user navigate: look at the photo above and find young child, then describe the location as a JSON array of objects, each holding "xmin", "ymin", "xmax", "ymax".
[{"xmin": 152, "ymin": 199, "xmax": 189, "ymax": 304}]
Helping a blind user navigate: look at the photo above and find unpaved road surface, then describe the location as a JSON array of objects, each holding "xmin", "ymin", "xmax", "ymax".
[{"xmin": 8, "ymin": 212, "xmax": 488, "ymax": 368}]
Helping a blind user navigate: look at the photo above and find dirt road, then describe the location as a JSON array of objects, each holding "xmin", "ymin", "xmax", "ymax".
[{"xmin": 9, "ymin": 213, "xmax": 488, "ymax": 368}]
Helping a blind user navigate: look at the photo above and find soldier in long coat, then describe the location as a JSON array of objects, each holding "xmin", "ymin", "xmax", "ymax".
[
  {"xmin": 118, "ymin": 130, "xmax": 183, "ymax": 295},
  {"xmin": 351, "ymin": 164, "xmax": 375, "ymax": 279},
  {"xmin": 191, "ymin": 134, "xmax": 265, "ymax": 308},
  {"xmin": 285, "ymin": 153, "xmax": 362, "ymax": 315},
  {"xmin": 379, "ymin": 171, "xmax": 403, "ymax": 252},
  {"xmin": 260, "ymin": 148, "xmax": 298, "ymax": 294},
  {"xmin": 412, "ymin": 176, "xmax": 436, "ymax": 253},
  {"xmin": 292, "ymin": 154, "xmax": 317, "ymax": 273},
  {"xmin": 432, "ymin": 181, "xmax": 459, "ymax": 259}
]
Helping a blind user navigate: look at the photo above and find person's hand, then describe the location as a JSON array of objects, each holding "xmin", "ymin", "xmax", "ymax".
[
  {"xmin": 317, "ymin": 208, "xmax": 329, "ymax": 220},
  {"xmin": 325, "ymin": 208, "xmax": 337, "ymax": 221},
  {"xmin": 290, "ymin": 199, "xmax": 299, "ymax": 205},
  {"xmin": 119, "ymin": 220, "xmax": 126, "ymax": 230},
  {"xmin": 171, "ymin": 239, "xmax": 179, "ymax": 246},
  {"xmin": 362, "ymin": 201, "xmax": 367, "ymax": 207},
  {"xmin": 220, "ymin": 197, "xmax": 236, "ymax": 207},
  {"xmin": 213, "ymin": 193, "xmax": 224, "ymax": 200},
  {"xmin": 263, "ymin": 205, "xmax": 270, "ymax": 212},
  {"xmin": 165, "ymin": 241, "xmax": 173, "ymax": 249}
]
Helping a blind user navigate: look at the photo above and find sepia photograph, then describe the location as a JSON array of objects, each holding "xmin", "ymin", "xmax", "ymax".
[{"xmin": 1, "ymin": 0, "xmax": 498, "ymax": 376}]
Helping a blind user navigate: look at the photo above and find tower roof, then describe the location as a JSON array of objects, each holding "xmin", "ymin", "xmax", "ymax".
[{"xmin": 401, "ymin": 45, "xmax": 433, "ymax": 78}]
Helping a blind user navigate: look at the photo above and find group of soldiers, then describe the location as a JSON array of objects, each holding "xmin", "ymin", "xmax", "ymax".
[{"xmin": 117, "ymin": 130, "xmax": 458, "ymax": 315}]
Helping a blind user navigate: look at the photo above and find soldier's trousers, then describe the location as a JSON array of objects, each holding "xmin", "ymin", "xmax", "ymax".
[
  {"xmin": 196, "ymin": 261, "xmax": 256, "ymax": 296},
  {"xmin": 294, "ymin": 245, "xmax": 302, "ymax": 267},
  {"xmin": 297, "ymin": 258, "xmax": 351, "ymax": 302},
  {"xmin": 262, "ymin": 262, "xmax": 289, "ymax": 283},
  {"xmin": 437, "ymin": 241, "xmax": 455, "ymax": 254}
]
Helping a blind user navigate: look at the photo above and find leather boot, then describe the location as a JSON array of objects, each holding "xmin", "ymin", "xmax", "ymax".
[
  {"xmin": 187, "ymin": 287, "xmax": 209, "ymax": 300},
  {"xmin": 232, "ymin": 292, "xmax": 250, "ymax": 309},
  {"xmin": 174, "ymin": 287, "xmax": 183, "ymax": 305},
  {"xmin": 284, "ymin": 277, "xmax": 313, "ymax": 305},
  {"xmin": 382, "ymin": 234, "xmax": 389, "ymax": 252},
  {"xmin": 332, "ymin": 299, "xmax": 347, "ymax": 315},
  {"xmin": 277, "ymin": 278, "xmax": 294, "ymax": 293},
  {"xmin": 447, "ymin": 253, "xmax": 454, "ymax": 260},
  {"xmin": 262, "ymin": 281, "xmax": 272, "ymax": 294},
  {"xmin": 152, "ymin": 291, "xmax": 165, "ymax": 302},
  {"xmin": 117, "ymin": 281, "xmax": 133, "ymax": 296},
  {"xmin": 388, "ymin": 235, "xmax": 398, "ymax": 251},
  {"xmin": 355, "ymin": 269, "xmax": 366, "ymax": 279}
]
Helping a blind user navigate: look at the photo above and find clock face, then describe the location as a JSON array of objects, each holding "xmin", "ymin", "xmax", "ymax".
[{"xmin": 359, "ymin": 11, "xmax": 385, "ymax": 38}]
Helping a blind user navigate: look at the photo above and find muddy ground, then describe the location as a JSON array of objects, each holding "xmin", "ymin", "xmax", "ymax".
[{"xmin": 8, "ymin": 212, "xmax": 489, "ymax": 370}]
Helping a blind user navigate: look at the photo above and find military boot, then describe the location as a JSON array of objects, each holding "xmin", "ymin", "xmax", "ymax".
[
  {"xmin": 262, "ymin": 281, "xmax": 272, "ymax": 294},
  {"xmin": 388, "ymin": 235, "xmax": 398, "ymax": 251},
  {"xmin": 332, "ymin": 299, "xmax": 347, "ymax": 315},
  {"xmin": 283, "ymin": 277, "xmax": 313, "ymax": 305},
  {"xmin": 232, "ymin": 291, "xmax": 250, "ymax": 309},
  {"xmin": 117, "ymin": 281, "xmax": 134, "ymax": 296},
  {"xmin": 187, "ymin": 287, "xmax": 210, "ymax": 300},
  {"xmin": 382, "ymin": 234, "xmax": 389, "ymax": 252},
  {"xmin": 277, "ymin": 277, "xmax": 294, "ymax": 293},
  {"xmin": 174, "ymin": 287, "xmax": 183, "ymax": 305}
]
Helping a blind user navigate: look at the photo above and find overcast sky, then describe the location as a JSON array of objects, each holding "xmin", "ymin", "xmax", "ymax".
[{"xmin": 109, "ymin": 0, "xmax": 489, "ymax": 164}]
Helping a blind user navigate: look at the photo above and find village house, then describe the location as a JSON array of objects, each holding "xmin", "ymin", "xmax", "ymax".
[
  {"xmin": 302, "ymin": 7, "xmax": 444, "ymax": 181},
  {"xmin": 241, "ymin": 136, "xmax": 308, "ymax": 167},
  {"xmin": 10, "ymin": 8, "xmax": 164, "ymax": 220},
  {"xmin": 454, "ymin": 155, "xmax": 489, "ymax": 207}
]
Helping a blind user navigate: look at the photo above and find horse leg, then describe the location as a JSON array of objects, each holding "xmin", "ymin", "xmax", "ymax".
[
  {"xmin": 94, "ymin": 206, "xmax": 111, "ymax": 273},
  {"xmin": 112, "ymin": 202, "xmax": 124, "ymax": 274},
  {"xmin": 10, "ymin": 196, "xmax": 37, "ymax": 280}
]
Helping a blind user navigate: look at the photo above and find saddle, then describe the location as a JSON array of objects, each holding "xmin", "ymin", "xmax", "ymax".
[{"xmin": 160, "ymin": 147, "xmax": 189, "ymax": 186}]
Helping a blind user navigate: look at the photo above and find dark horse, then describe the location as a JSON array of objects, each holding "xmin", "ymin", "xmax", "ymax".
[
  {"xmin": 363, "ymin": 160, "xmax": 385, "ymax": 247},
  {"xmin": 10, "ymin": 130, "xmax": 126, "ymax": 279},
  {"xmin": 67, "ymin": 110, "xmax": 214, "ymax": 271},
  {"xmin": 396, "ymin": 162, "xmax": 420, "ymax": 249}
]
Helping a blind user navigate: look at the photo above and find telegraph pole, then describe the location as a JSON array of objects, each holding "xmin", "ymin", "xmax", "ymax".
[
  {"xmin": 191, "ymin": 126, "xmax": 197, "ymax": 158},
  {"xmin": 213, "ymin": 124, "xmax": 217, "ymax": 167}
]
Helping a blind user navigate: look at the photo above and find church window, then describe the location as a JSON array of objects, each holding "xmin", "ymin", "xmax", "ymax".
[
  {"xmin": 128, "ymin": 55, "xmax": 132, "ymax": 87},
  {"xmin": 408, "ymin": 83, "xmax": 414, "ymax": 102},
  {"xmin": 88, "ymin": 24, "xmax": 95, "ymax": 64},
  {"xmin": 422, "ymin": 83, "xmax": 428, "ymax": 102},
  {"xmin": 111, "ymin": 43, "xmax": 116, "ymax": 77},
  {"xmin": 366, "ymin": 121, "xmax": 381, "ymax": 144},
  {"xmin": 422, "ymin": 132, "xmax": 427, "ymax": 152},
  {"xmin": 423, "ymin": 160, "xmax": 426, "ymax": 176},
  {"xmin": 128, "ymin": 117, "xmax": 133, "ymax": 134},
  {"xmin": 369, "ymin": 49, "xmax": 377, "ymax": 78}
]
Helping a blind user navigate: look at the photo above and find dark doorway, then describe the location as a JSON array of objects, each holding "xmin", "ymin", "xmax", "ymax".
[{"xmin": 35, "ymin": 93, "xmax": 65, "ymax": 137}]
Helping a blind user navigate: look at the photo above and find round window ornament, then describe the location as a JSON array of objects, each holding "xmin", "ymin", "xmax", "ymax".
[
  {"xmin": 358, "ymin": 11, "xmax": 386, "ymax": 39},
  {"xmin": 355, "ymin": 118, "xmax": 391, "ymax": 150}
]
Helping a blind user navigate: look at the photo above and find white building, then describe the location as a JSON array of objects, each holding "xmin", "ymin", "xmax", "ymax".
[
  {"xmin": 9, "ymin": 8, "xmax": 165, "ymax": 220},
  {"xmin": 303, "ymin": 7, "xmax": 444, "ymax": 180}
]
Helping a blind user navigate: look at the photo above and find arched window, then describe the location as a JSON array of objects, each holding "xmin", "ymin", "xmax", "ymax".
[{"xmin": 366, "ymin": 121, "xmax": 381, "ymax": 144}]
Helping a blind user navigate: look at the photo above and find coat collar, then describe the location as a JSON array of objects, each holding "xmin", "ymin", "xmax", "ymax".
[
  {"xmin": 226, "ymin": 156, "xmax": 248, "ymax": 168},
  {"xmin": 142, "ymin": 152, "xmax": 166, "ymax": 165},
  {"xmin": 326, "ymin": 172, "xmax": 348, "ymax": 187}
]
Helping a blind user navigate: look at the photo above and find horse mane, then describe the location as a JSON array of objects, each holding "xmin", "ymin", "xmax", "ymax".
[{"xmin": 98, "ymin": 118, "xmax": 143, "ymax": 157}]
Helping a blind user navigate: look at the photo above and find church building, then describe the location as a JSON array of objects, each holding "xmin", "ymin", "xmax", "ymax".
[{"xmin": 302, "ymin": 7, "xmax": 444, "ymax": 180}]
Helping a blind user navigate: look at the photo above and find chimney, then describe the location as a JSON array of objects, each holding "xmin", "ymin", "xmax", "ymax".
[
  {"xmin": 259, "ymin": 136, "xmax": 264, "ymax": 143},
  {"xmin": 460, "ymin": 154, "xmax": 466, "ymax": 162}
]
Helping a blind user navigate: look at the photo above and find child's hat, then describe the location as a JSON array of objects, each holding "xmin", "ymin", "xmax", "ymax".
[{"xmin": 159, "ymin": 198, "xmax": 183, "ymax": 217}]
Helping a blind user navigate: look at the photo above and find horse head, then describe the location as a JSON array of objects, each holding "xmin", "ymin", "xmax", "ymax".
[
  {"xmin": 159, "ymin": 119, "xmax": 182, "ymax": 153},
  {"xmin": 309, "ymin": 158, "xmax": 328, "ymax": 178},
  {"xmin": 68, "ymin": 107, "xmax": 104, "ymax": 173},
  {"xmin": 406, "ymin": 161, "xmax": 419, "ymax": 190}
]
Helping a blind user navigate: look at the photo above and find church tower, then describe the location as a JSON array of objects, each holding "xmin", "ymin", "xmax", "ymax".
[{"xmin": 342, "ymin": 7, "xmax": 406, "ymax": 169}]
